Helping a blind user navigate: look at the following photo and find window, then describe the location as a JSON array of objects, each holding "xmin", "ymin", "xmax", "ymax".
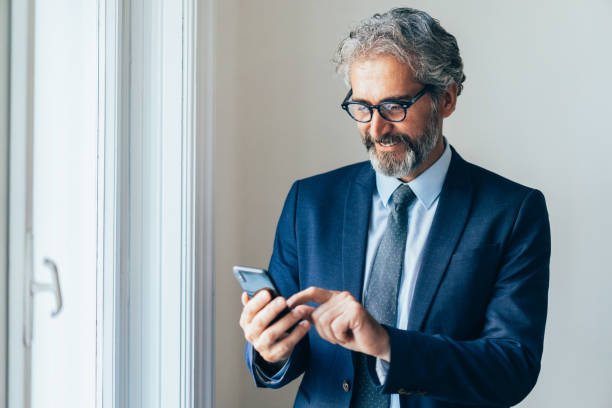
[{"xmin": 6, "ymin": 1, "xmax": 214, "ymax": 407}]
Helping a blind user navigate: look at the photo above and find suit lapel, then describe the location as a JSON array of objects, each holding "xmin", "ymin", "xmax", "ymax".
[
  {"xmin": 342, "ymin": 163, "xmax": 376, "ymax": 302},
  {"xmin": 407, "ymin": 147, "xmax": 475, "ymax": 331}
]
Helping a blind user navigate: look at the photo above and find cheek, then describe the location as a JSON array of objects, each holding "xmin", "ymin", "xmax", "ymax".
[
  {"xmin": 397, "ymin": 115, "xmax": 427, "ymax": 136},
  {"xmin": 357, "ymin": 124, "xmax": 370, "ymax": 140},
  {"xmin": 405, "ymin": 105, "xmax": 434, "ymax": 129}
]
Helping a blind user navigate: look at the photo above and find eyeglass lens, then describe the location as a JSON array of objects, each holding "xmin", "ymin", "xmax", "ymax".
[{"xmin": 347, "ymin": 102, "xmax": 406, "ymax": 122}]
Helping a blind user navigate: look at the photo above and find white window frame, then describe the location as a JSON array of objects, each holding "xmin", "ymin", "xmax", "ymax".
[
  {"xmin": 0, "ymin": 0, "xmax": 10, "ymax": 407},
  {"xmin": 6, "ymin": 0, "xmax": 214, "ymax": 406},
  {"xmin": 97, "ymin": 1, "xmax": 214, "ymax": 408},
  {"xmin": 7, "ymin": 0, "xmax": 35, "ymax": 407}
]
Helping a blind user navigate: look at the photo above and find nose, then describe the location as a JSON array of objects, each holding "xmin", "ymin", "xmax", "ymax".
[{"xmin": 367, "ymin": 109, "xmax": 393, "ymax": 140}]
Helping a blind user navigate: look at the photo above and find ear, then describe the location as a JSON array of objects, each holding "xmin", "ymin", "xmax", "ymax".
[{"xmin": 439, "ymin": 83, "xmax": 459, "ymax": 118}]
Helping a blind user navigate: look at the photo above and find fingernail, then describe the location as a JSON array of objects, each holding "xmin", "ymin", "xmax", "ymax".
[{"xmin": 299, "ymin": 320, "xmax": 310, "ymax": 328}]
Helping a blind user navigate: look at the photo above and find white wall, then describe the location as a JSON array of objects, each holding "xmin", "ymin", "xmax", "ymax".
[{"xmin": 214, "ymin": 1, "xmax": 612, "ymax": 407}]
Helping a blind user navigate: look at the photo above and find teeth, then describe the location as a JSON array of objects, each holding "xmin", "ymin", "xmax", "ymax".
[{"xmin": 378, "ymin": 141, "xmax": 398, "ymax": 147}]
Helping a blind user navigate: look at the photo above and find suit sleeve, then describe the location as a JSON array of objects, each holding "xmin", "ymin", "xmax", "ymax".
[
  {"xmin": 244, "ymin": 181, "xmax": 311, "ymax": 388},
  {"xmin": 374, "ymin": 189, "xmax": 551, "ymax": 407}
]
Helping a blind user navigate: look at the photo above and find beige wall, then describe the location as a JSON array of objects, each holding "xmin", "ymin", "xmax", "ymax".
[{"xmin": 214, "ymin": 1, "xmax": 612, "ymax": 407}]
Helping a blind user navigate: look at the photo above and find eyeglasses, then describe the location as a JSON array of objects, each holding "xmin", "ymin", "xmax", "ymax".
[{"xmin": 340, "ymin": 85, "xmax": 431, "ymax": 123}]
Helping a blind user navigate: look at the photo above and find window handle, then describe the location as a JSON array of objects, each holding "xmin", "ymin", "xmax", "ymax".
[
  {"xmin": 23, "ymin": 231, "xmax": 65, "ymax": 348},
  {"xmin": 31, "ymin": 258, "xmax": 64, "ymax": 317}
]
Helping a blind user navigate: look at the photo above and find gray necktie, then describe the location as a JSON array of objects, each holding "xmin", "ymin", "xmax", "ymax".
[{"xmin": 351, "ymin": 184, "xmax": 415, "ymax": 408}]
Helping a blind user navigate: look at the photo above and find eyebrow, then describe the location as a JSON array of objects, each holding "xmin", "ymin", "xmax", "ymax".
[{"xmin": 351, "ymin": 93, "xmax": 416, "ymax": 104}]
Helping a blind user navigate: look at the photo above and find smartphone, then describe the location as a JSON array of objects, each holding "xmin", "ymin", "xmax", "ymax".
[
  {"xmin": 233, "ymin": 265, "xmax": 294, "ymax": 327},
  {"xmin": 233, "ymin": 265, "xmax": 281, "ymax": 298}
]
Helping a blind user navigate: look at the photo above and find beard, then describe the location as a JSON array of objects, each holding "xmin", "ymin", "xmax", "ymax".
[{"xmin": 361, "ymin": 108, "xmax": 440, "ymax": 178}]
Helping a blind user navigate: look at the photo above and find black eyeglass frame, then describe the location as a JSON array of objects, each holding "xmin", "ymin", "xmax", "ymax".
[{"xmin": 340, "ymin": 85, "xmax": 432, "ymax": 123}]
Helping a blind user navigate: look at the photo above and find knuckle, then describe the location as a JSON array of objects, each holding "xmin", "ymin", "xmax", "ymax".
[
  {"xmin": 244, "ymin": 299, "xmax": 256, "ymax": 311},
  {"xmin": 254, "ymin": 290, "xmax": 268, "ymax": 302},
  {"xmin": 319, "ymin": 313, "xmax": 331, "ymax": 326},
  {"xmin": 239, "ymin": 314, "xmax": 248, "ymax": 329},
  {"xmin": 248, "ymin": 323, "xmax": 260, "ymax": 337},
  {"xmin": 251, "ymin": 315, "xmax": 265, "ymax": 332},
  {"xmin": 289, "ymin": 308, "xmax": 301, "ymax": 320},
  {"xmin": 314, "ymin": 327, "xmax": 326, "ymax": 340},
  {"xmin": 260, "ymin": 331, "xmax": 273, "ymax": 346},
  {"xmin": 340, "ymin": 291, "xmax": 352, "ymax": 299},
  {"xmin": 273, "ymin": 299, "xmax": 286, "ymax": 312},
  {"xmin": 253, "ymin": 338, "xmax": 265, "ymax": 352},
  {"xmin": 295, "ymin": 304, "xmax": 308, "ymax": 313},
  {"xmin": 276, "ymin": 343, "xmax": 289, "ymax": 357},
  {"xmin": 349, "ymin": 302, "xmax": 361, "ymax": 315},
  {"xmin": 245, "ymin": 330, "xmax": 256, "ymax": 344},
  {"xmin": 242, "ymin": 308, "xmax": 254, "ymax": 321}
]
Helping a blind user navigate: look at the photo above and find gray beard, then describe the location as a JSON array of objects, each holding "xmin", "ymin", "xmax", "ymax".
[{"xmin": 362, "ymin": 109, "xmax": 440, "ymax": 178}]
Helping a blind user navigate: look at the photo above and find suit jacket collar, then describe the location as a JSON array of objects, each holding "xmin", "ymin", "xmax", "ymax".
[
  {"xmin": 407, "ymin": 146, "xmax": 474, "ymax": 330},
  {"xmin": 341, "ymin": 146, "xmax": 474, "ymax": 330},
  {"xmin": 342, "ymin": 162, "xmax": 376, "ymax": 302}
]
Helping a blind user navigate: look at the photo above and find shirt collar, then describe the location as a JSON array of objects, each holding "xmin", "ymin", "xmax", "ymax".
[{"xmin": 376, "ymin": 137, "xmax": 452, "ymax": 210}]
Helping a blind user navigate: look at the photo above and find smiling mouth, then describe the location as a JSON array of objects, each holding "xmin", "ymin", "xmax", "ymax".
[
  {"xmin": 377, "ymin": 139, "xmax": 400, "ymax": 147},
  {"xmin": 374, "ymin": 135, "xmax": 404, "ymax": 148}
]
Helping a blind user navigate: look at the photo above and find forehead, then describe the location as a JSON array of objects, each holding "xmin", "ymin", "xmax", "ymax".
[{"xmin": 348, "ymin": 55, "xmax": 420, "ymax": 102}]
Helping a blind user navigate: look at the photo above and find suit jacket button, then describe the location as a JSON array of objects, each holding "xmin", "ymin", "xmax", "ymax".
[
  {"xmin": 398, "ymin": 388, "xmax": 413, "ymax": 395},
  {"xmin": 342, "ymin": 380, "xmax": 351, "ymax": 392}
]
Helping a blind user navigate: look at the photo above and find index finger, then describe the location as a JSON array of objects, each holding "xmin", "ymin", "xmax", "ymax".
[
  {"xmin": 242, "ymin": 290, "xmax": 273, "ymax": 321},
  {"xmin": 287, "ymin": 287, "xmax": 335, "ymax": 307}
]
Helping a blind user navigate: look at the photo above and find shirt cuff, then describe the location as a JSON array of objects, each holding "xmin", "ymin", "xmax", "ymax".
[
  {"xmin": 253, "ymin": 354, "xmax": 291, "ymax": 384},
  {"xmin": 375, "ymin": 357, "xmax": 390, "ymax": 385}
]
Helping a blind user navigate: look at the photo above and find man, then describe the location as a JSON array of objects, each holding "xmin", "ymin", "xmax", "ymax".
[{"xmin": 239, "ymin": 8, "xmax": 550, "ymax": 408}]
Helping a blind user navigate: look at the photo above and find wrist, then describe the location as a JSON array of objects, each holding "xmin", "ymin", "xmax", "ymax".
[
  {"xmin": 375, "ymin": 324, "xmax": 391, "ymax": 362},
  {"xmin": 255, "ymin": 352, "xmax": 288, "ymax": 375}
]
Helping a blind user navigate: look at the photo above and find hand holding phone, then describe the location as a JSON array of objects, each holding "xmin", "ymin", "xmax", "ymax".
[
  {"xmin": 234, "ymin": 265, "xmax": 297, "ymax": 327},
  {"xmin": 235, "ymin": 265, "xmax": 313, "ymax": 363}
]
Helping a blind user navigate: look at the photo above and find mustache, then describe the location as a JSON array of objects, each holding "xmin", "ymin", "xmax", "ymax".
[{"xmin": 363, "ymin": 132, "xmax": 414, "ymax": 150}]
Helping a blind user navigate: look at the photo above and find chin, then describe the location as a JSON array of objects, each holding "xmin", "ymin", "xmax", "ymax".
[{"xmin": 369, "ymin": 146, "xmax": 418, "ymax": 178}]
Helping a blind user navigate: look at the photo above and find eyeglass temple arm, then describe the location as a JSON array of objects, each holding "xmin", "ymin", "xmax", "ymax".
[
  {"xmin": 407, "ymin": 85, "xmax": 430, "ymax": 104},
  {"xmin": 341, "ymin": 88, "xmax": 353, "ymax": 106}
]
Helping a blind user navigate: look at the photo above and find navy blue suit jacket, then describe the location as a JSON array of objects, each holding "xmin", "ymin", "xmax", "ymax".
[{"xmin": 245, "ymin": 146, "xmax": 551, "ymax": 408}]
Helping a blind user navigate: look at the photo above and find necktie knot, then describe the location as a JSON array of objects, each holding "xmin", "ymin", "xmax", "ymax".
[{"xmin": 390, "ymin": 184, "xmax": 415, "ymax": 212}]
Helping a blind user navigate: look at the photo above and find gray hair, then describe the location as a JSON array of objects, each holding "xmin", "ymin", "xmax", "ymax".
[{"xmin": 334, "ymin": 8, "xmax": 466, "ymax": 101}]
